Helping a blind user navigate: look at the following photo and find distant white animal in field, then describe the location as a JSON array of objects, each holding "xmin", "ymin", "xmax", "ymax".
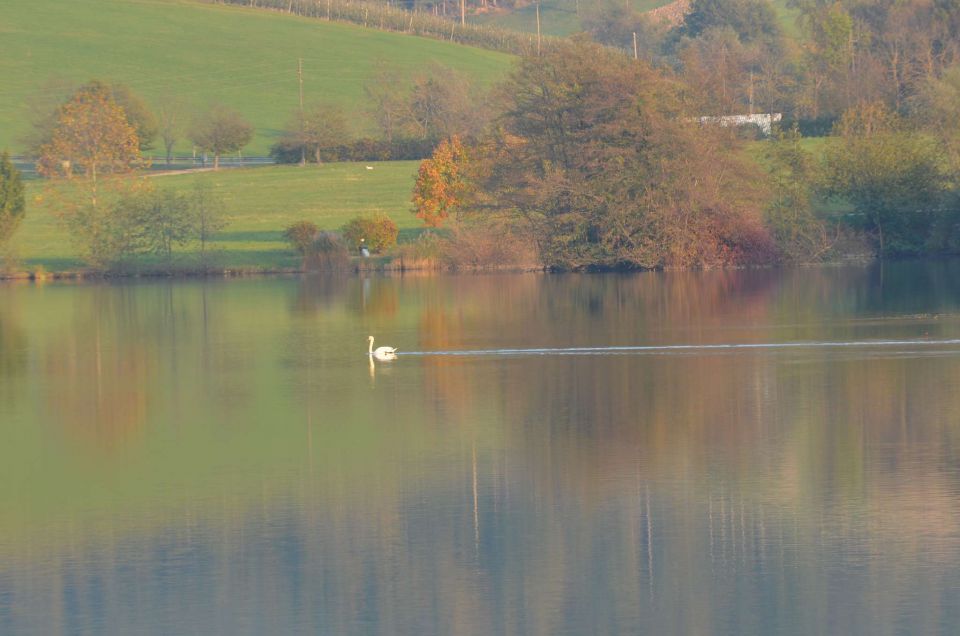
[
  {"xmin": 366, "ymin": 165, "xmax": 374, "ymax": 170},
  {"xmin": 368, "ymin": 336, "xmax": 397, "ymax": 361}
]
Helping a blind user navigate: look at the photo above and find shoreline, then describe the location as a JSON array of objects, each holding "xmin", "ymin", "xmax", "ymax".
[
  {"xmin": 0, "ymin": 257, "xmax": 548, "ymax": 283},
  {"xmin": 0, "ymin": 255, "xmax": 893, "ymax": 284}
]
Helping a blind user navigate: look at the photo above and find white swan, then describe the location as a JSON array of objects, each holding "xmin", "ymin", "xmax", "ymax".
[{"xmin": 368, "ymin": 336, "xmax": 398, "ymax": 361}]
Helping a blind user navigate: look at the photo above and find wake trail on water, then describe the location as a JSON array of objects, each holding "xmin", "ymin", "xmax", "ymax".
[{"xmin": 397, "ymin": 339, "xmax": 960, "ymax": 357}]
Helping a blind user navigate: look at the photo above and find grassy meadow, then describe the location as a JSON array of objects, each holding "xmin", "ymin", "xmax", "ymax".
[
  {"xmin": 1, "ymin": 0, "xmax": 512, "ymax": 157},
  {"xmin": 13, "ymin": 162, "xmax": 424, "ymax": 273}
]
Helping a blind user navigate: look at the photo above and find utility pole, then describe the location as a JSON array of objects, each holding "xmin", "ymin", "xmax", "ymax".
[
  {"xmin": 536, "ymin": 1, "xmax": 541, "ymax": 56},
  {"xmin": 298, "ymin": 58, "xmax": 305, "ymax": 166},
  {"xmin": 633, "ymin": 31, "xmax": 638, "ymax": 60}
]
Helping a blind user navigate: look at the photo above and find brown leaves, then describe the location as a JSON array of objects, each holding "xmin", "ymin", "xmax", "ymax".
[
  {"xmin": 412, "ymin": 136, "xmax": 469, "ymax": 228},
  {"xmin": 36, "ymin": 85, "xmax": 143, "ymax": 182}
]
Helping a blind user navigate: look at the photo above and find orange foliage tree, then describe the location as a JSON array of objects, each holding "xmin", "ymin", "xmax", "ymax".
[
  {"xmin": 37, "ymin": 84, "xmax": 143, "ymax": 205},
  {"xmin": 412, "ymin": 136, "xmax": 469, "ymax": 227},
  {"xmin": 36, "ymin": 84, "xmax": 145, "ymax": 268}
]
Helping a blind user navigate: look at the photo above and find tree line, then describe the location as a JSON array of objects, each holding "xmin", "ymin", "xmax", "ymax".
[
  {"xmin": 2, "ymin": 66, "xmax": 493, "ymax": 273},
  {"xmin": 585, "ymin": 0, "xmax": 960, "ymax": 127},
  {"xmin": 9, "ymin": 0, "xmax": 960, "ymax": 273},
  {"xmin": 411, "ymin": 37, "xmax": 960, "ymax": 268}
]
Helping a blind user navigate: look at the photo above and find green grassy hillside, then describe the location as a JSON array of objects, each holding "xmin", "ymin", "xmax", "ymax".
[
  {"xmin": 15, "ymin": 162, "xmax": 423, "ymax": 273},
  {"xmin": 1, "ymin": 0, "xmax": 512, "ymax": 157}
]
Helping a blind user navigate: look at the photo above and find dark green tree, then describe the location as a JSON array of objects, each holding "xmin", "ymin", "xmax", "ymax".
[
  {"xmin": 823, "ymin": 103, "xmax": 945, "ymax": 255},
  {"xmin": 0, "ymin": 152, "xmax": 26, "ymax": 247},
  {"xmin": 120, "ymin": 187, "xmax": 194, "ymax": 262},
  {"xmin": 763, "ymin": 127, "xmax": 835, "ymax": 260},
  {"xmin": 679, "ymin": 0, "xmax": 783, "ymax": 48},
  {"xmin": 191, "ymin": 180, "xmax": 227, "ymax": 266}
]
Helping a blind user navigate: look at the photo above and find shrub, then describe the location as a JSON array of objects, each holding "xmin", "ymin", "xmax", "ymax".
[
  {"xmin": 270, "ymin": 137, "xmax": 438, "ymax": 164},
  {"xmin": 340, "ymin": 214, "xmax": 399, "ymax": 253},
  {"xmin": 284, "ymin": 221, "xmax": 319, "ymax": 255},
  {"xmin": 395, "ymin": 230, "xmax": 444, "ymax": 270},
  {"xmin": 304, "ymin": 231, "xmax": 350, "ymax": 271},
  {"xmin": 440, "ymin": 223, "xmax": 537, "ymax": 271}
]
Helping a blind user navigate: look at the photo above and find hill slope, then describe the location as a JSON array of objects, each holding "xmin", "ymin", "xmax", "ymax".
[{"xmin": 1, "ymin": 0, "xmax": 513, "ymax": 156}]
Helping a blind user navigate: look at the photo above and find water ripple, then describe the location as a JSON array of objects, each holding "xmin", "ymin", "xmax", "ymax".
[{"xmin": 398, "ymin": 339, "xmax": 960, "ymax": 357}]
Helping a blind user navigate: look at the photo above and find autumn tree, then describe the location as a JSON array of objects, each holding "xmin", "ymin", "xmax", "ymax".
[
  {"xmin": 677, "ymin": 28, "xmax": 761, "ymax": 115},
  {"xmin": 0, "ymin": 152, "xmax": 26, "ymax": 248},
  {"xmin": 36, "ymin": 84, "xmax": 143, "ymax": 201},
  {"xmin": 27, "ymin": 81, "xmax": 157, "ymax": 156},
  {"xmin": 468, "ymin": 40, "xmax": 774, "ymax": 269},
  {"xmin": 412, "ymin": 136, "xmax": 468, "ymax": 227},
  {"xmin": 189, "ymin": 105, "xmax": 253, "ymax": 170},
  {"xmin": 34, "ymin": 82, "xmax": 146, "ymax": 269}
]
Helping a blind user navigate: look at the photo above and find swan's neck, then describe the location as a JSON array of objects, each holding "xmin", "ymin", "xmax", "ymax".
[{"xmin": 368, "ymin": 338, "xmax": 374, "ymax": 354}]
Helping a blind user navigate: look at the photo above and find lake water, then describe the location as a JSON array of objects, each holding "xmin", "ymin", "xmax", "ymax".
[{"xmin": 2, "ymin": 262, "xmax": 960, "ymax": 635}]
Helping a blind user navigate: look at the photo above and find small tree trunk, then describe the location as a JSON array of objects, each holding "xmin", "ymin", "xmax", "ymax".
[{"xmin": 213, "ymin": 153, "xmax": 220, "ymax": 170}]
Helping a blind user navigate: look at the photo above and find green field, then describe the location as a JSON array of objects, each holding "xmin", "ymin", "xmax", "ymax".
[
  {"xmin": 13, "ymin": 162, "xmax": 423, "ymax": 273},
  {"xmin": 1, "ymin": 0, "xmax": 512, "ymax": 157}
]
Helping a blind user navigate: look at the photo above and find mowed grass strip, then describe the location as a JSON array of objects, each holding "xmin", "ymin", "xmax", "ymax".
[
  {"xmin": 15, "ymin": 162, "xmax": 422, "ymax": 272},
  {"xmin": 1, "ymin": 0, "xmax": 512, "ymax": 155}
]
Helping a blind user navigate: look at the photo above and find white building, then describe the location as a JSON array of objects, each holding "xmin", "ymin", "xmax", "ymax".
[{"xmin": 697, "ymin": 113, "xmax": 783, "ymax": 136}]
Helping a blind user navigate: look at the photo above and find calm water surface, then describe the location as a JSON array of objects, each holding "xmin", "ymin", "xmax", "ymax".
[{"xmin": 2, "ymin": 262, "xmax": 960, "ymax": 635}]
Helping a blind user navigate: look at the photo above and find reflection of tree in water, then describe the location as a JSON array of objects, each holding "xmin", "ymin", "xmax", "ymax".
[
  {"xmin": 348, "ymin": 276, "xmax": 399, "ymax": 319},
  {"xmin": 0, "ymin": 292, "xmax": 27, "ymax": 405},
  {"xmin": 289, "ymin": 274, "xmax": 350, "ymax": 315},
  {"xmin": 412, "ymin": 268, "xmax": 960, "ymax": 546},
  {"xmin": 419, "ymin": 302, "xmax": 476, "ymax": 419},
  {"xmin": 6, "ymin": 267, "xmax": 960, "ymax": 633},
  {"xmin": 43, "ymin": 288, "xmax": 153, "ymax": 452},
  {"xmin": 0, "ymin": 296, "xmax": 26, "ymax": 377}
]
